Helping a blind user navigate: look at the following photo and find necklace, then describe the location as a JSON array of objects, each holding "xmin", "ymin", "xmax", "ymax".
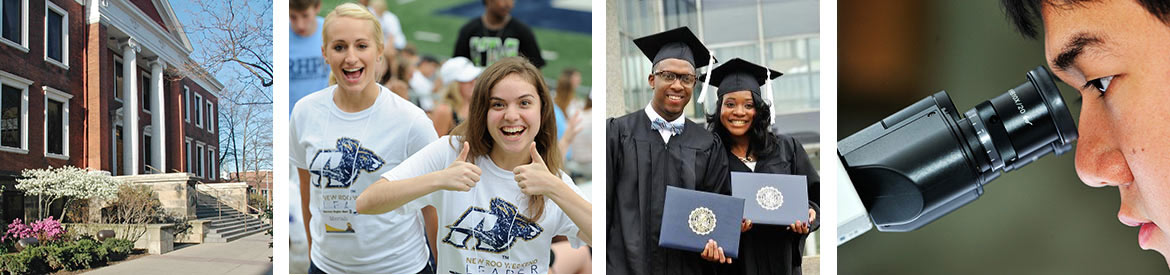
[
  {"xmin": 732, "ymin": 145, "xmax": 754, "ymax": 163},
  {"xmin": 738, "ymin": 154, "xmax": 755, "ymax": 163}
]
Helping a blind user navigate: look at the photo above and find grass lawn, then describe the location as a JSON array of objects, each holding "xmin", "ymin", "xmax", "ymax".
[{"xmin": 317, "ymin": 0, "xmax": 593, "ymax": 88}]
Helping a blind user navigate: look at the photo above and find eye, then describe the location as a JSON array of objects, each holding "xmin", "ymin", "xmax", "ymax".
[
  {"xmin": 1084, "ymin": 75, "xmax": 1114, "ymax": 95},
  {"xmin": 745, "ymin": 103, "xmax": 754, "ymax": 109},
  {"xmin": 332, "ymin": 45, "xmax": 344, "ymax": 51},
  {"xmin": 724, "ymin": 102, "xmax": 735, "ymax": 108},
  {"xmin": 491, "ymin": 101, "xmax": 505, "ymax": 109},
  {"xmin": 357, "ymin": 43, "xmax": 369, "ymax": 49},
  {"xmin": 520, "ymin": 100, "xmax": 531, "ymax": 107}
]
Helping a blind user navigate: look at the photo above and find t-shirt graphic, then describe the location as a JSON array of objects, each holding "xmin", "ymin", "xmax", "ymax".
[
  {"xmin": 309, "ymin": 138, "xmax": 384, "ymax": 188},
  {"xmin": 468, "ymin": 36, "xmax": 520, "ymax": 67},
  {"xmin": 453, "ymin": 17, "xmax": 545, "ymax": 68},
  {"xmin": 443, "ymin": 197, "xmax": 542, "ymax": 253},
  {"xmin": 309, "ymin": 138, "xmax": 384, "ymax": 234}
]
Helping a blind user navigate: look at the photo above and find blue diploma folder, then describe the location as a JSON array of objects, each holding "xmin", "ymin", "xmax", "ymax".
[
  {"xmin": 731, "ymin": 172, "xmax": 809, "ymax": 226},
  {"xmin": 658, "ymin": 186, "xmax": 744, "ymax": 258}
]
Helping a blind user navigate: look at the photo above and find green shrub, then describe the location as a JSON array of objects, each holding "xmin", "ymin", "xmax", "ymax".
[
  {"xmin": 101, "ymin": 239, "xmax": 133, "ymax": 261},
  {"xmin": 47, "ymin": 239, "xmax": 105, "ymax": 271},
  {"xmin": 0, "ymin": 252, "xmax": 29, "ymax": 275},
  {"xmin": 15, "ymin": 245, "xmax": 52, "ymax": 274}
]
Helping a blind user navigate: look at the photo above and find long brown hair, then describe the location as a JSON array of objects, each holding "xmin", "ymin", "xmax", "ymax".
[
  {"xmin": 451, "ymin": 57, "xmax": 562, "ymax": 221},
  {"xmin": 554, "ymin": 68, "xmax": 578, "ymax": 114}
]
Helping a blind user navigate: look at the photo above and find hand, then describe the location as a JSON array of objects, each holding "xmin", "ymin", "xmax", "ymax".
[
  {"xmin": 741, "ymin": 219, "xmax": 753, "ymax": 232},
  {"xmin": 809, "ymin": 208, "xmax": 817, "ymax": 224},
  {"xmin": 565, "ymin": 111, "xmax": 584, "ymax": 138},
  {"xmin": 700, "ymin": 239, "xmax": 731, "ymax": 264},
  {"xmin": 436, "ymin": 142, "xmax": 481, "ymax": 191},
  {"xmin": 513, "ymin": 142, "xmax": 563, "ymax": 196},
  {"xmin": 788, "ymin": 220, "xmax": 810, "ymax": 235}
]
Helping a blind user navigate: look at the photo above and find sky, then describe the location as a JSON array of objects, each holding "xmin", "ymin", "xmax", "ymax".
[{"xmin": 169, "ymin": 0, "xmax": 274, "ymax": 172}]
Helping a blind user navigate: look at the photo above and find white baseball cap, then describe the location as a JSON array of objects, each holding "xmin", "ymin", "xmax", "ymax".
[{"xmin": 439, "ymin": 57, "xmax": 482, "ymax": 85}]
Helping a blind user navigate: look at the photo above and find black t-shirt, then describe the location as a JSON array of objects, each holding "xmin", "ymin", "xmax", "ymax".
[{"xmin": 453, "ymin": 16, "xmax": 545, "ymax": 68}]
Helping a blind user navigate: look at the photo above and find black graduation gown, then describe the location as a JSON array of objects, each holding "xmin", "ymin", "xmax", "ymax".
[
  {"xmin": 606, "ymin": 109, "xmax": 732, "ymax": 275},
  {"xmin": 725, "ymin": 134, "xmax": 820, "ymax": 275}
]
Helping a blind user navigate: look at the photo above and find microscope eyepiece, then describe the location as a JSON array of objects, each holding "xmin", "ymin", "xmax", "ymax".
[{"xmin": 838, "ymin": 66, "xmax": 1077, "ymax": 232}]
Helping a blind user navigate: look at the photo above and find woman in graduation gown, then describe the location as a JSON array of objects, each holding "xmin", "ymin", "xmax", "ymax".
[{"xmin": 704, "ymin": 58, "xmax": 819, "ymax": 275}]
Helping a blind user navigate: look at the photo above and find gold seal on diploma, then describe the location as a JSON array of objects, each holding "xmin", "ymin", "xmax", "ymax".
[
  {"xmin": 688, "ymin": 207, "xmax": 716, "ymax": 235},
  {"xmin": 756, "ymin": 186, "xmax": 783, "ymax": 211}
]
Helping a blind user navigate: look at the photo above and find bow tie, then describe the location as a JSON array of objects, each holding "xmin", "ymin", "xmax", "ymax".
[{"xmin": 651, "ymin": 118, "xmax": 684, "ymax": 136}]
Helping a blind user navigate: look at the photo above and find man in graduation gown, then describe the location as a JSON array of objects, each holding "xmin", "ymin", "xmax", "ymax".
[{"xmin": 607, "ymin": 26, "xmax": 732, "ymax": 275}]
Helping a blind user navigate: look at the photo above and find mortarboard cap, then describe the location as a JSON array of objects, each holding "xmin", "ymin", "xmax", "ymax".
[
  {"xmin": 633, "ymin": 27, "xmax": 714, "ymax": 68},
  {"xmin": 701, "ymin": 58, "xmax": 782, "ymax": 97}
]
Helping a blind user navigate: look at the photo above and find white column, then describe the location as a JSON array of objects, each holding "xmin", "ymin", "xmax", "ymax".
[
  {"xmin": 121, "ymin": 38, "xmax": 140, "ymax": 176},
  {"xmin": 150, "ymin": 59, "xmax": 165, "ymax": 173}
]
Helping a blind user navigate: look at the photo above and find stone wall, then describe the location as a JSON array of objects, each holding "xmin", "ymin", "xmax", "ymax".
[
  {"xmin": 66, "ymin": 223, "xmax": 175, "ymax": 254},
  {"xmin": 106, "ymin": 173, "xmax": 198, "ymax": 220}
]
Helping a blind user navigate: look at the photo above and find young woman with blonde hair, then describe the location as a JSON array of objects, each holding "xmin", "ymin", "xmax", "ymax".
[{"xmin": 290, "ymin": 3, "xmax": 437, "ymax": 273}]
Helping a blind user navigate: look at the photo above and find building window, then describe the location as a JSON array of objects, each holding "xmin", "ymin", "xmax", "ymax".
[
  {"xmin": 43, "ymin": 1, "xmax": 66, "ymax": 68},
  {"xmin": 0, "ymin": 0, "xmax": 27, "ymax": 52},
  {"xmin": 143, "ymin": 131, "xmax": 151, "ymax": 173},
  {"xmin": 0, "ymin": 70, "xmax": 29, "ymax": 153},
  {"xmin": 194, "ymin": 94, "xmax": 203, "ymax": 128},
  {"xmin": 185, "ymin": 139, "xmax": 192, "ymax": 173},
  {"xmin": 113, "ymin": 125, "xmax": 122, "ymax": 175},
  {"xmin": 43, "ymin": 86, "xmax": 70, "ymax": 158},
  {"xmin": 183, "ymin": 86, "xmax": 190, "ymax": 122},
  {"xmin": 114, "ymin": 58, "xmax": 123, "ymax": 102},
  {"xmin": 195, "ymin": 143, "xmax": 204, "ymax": 178},
  {"xmin": 207, "ymin": 147, "xmax": 215, "ymax": 180},
  {"xmin": 205, "ymin": 101, "xmax": 213, "ymax": 133},
  {"xmin": 141, "ymin": 71, "xmax": 150, "ymax": 113}
]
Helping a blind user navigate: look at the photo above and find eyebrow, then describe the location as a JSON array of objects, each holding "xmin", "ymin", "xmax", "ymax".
[
  {"xmin": 490, "ymin": 94, "xmax": 537, "ymax": 101},
  {"xmin": 1051, "ymin": 33, "xmax": 1103, "ymax": 72}
]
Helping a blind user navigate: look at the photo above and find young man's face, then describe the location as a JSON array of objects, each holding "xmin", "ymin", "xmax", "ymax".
[
  {"xmin": 290, "ymin": 5, "xmax": 321, "ymax": 37},
  {"xmin": 485, "ymin": 0, "xmax": 514, "ymax": 18},
  {"xmin": 648, "ymin": 58, "xmax": 695, "ymax": 121},
  {"xmin": 1041, "ymin": 0, "xmax": 1170, "ymax": 266}
]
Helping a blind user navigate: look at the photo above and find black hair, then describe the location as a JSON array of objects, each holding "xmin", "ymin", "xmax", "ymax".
[
  {"xmin": 419, "ymin": 55, "xmax": 440, "ymax": 65},
  {"xmin": 1003, "ymin": 0, "xmax": 1170, "ymax": 38},
  {"xmin": 706, "ymin": 91, "xmax": 781, "ymax": 160}
]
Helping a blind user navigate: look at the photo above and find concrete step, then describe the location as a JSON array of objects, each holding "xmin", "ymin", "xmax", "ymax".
[
  {"xmin": 195, "ymin": 199, "xmax": 269, "ymax": 243},
  {"xmin": 196, "ymin": 210, "xmax": 243, "ymax": 217},
  {"xmin": 210, "ymin": 220, "xmax": 250, "ymax": 233},
  {"xmin": 205, "ymin": 222, "xmax": 270, "ymax": 243}
]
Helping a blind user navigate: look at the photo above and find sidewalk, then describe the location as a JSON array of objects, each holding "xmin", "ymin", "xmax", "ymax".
[{"xmin": 86, "ymin": 233, "xmax": 273, "ymax": 275}]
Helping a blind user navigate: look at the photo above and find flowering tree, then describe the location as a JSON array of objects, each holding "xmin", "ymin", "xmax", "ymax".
[{"xmin": 15, "ymin": 166, "xmax": 122, "ymax": 221}]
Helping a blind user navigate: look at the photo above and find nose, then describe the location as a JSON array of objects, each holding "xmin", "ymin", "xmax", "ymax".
[
  {"xmin": 503, "ymin": 105, "xmax": 521, "ymax": 121},
  {"xmin": 668, "ymin": 78, "xmax": 685, "ymax": 91},
  {"xmin": 1074, "ymin": 101, "xmax": 1134, "ymax": 187},
  {"xmin": 343, "ymin": 48, "xmax": 359, "ymax": 65},
  {"xmin": 734, "ymin": 104, "xmax": 748, "ymax": 116}
]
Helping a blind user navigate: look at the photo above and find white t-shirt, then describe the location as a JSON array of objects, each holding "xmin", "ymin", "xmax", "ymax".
[
  {"xmin": 409, "ymin": 70, "xmax": 435, "ymax": 111},
  {"xmin": 381, "ymin": 11, "xmax": 407, "ymax": 50},
  {"xmin": 383, "ymin": 136, "xmax": 587, "ymax": 274},
  {"xmin": 290, "ymin": 85, "xmax": 438, "ymax": 274}
]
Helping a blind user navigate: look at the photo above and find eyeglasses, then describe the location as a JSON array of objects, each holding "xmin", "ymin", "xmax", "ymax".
[{"xmin": 653, "ymin": 71, "xmax": 697, "ymax": 86}]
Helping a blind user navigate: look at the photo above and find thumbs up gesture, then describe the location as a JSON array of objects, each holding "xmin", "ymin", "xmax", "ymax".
[
  {"xmin": 438, "ymin": 142, "xmax": 482, "ymax": 192},
  {"xmin": 513, "ymin": 142, "xmax": 562, "ymax": 196}
]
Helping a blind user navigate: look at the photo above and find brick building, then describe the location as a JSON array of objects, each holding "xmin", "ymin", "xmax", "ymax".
[
  {"xmin": 230, "ymin": 170, "xmax": 271, "ymax": 204},
  {"xmin": 0, "ymin": 0, "xmax": 221, "ymax": 222}
]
